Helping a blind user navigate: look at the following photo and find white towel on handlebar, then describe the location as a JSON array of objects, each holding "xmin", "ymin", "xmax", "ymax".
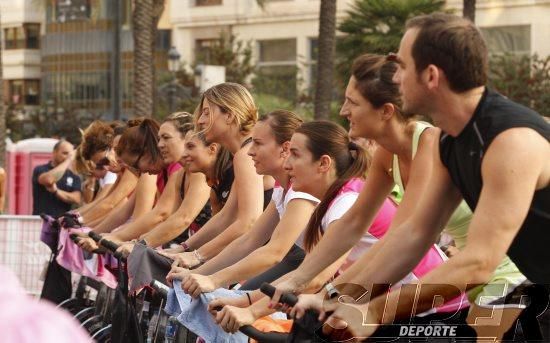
[{"xmin": 165, "ymin": 280, "xmax": 249, "ymax": 343}]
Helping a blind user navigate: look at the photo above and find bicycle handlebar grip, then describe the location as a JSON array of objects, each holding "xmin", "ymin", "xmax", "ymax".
[
  {"xmin": 69, "ymin": 233, "xmax": 81, "ymax": 244},
  {"xmin": 239, "ymin": 325, "xmax": 287, "ymax": 343},
  {"xmin": 260, "ymin": 283, "xmax": 298, "ymax": 307},
  {"xmin": 260, "ymin": 283, "xmax": 276, "ymax": 297},
  {"xmin": 100, "ymin": 239, "xmax": 120, "ymax": 253},
  {"xmin": 150, "ymin": 280, "xmax": 169, "ymax": 300},
  {"xmin": 88, "ymin": 231, "xmax": 102, "ymax": 242}
]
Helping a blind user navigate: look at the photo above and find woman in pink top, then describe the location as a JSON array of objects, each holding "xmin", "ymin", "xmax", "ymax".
[
  {"xmin": 210, "ymin": 121, "xmax": 397, "ymax": 333},
  {"xmin": 105, "ymin": 113, "xmax": 212, "ymax": 247}
]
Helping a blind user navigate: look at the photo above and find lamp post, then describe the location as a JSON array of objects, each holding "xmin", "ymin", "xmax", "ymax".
[{"xmin": 166, "ymin": 47, "xmax": 181, "ymax": 113}]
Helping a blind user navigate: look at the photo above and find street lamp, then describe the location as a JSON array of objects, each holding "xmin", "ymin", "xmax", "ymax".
[
  {"xmin": 166, "ymin": 46, "xmax": 181, "ymax": 113},
  {"xmin": 167, "ymin": 46, "xmax": 181, "ymax": 74}
]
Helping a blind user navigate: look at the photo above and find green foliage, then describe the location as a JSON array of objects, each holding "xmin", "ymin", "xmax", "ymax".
[
  {"xmin": 489, "ymin": 54, "xmax": 550, "ymax": 118},
  {"xmin": 155, "ymin": 32, "xmax": 256, "ymax": 118},
  {"xmin": 6, "ymin": 104, "xmax": 101, "ymax": 144},
  {"xmin": 336, "ymin": 0, "xmax": 445, "ymax": 83},
  {"xmin": 195, "ymin": 32, "xmax": 255, "ymax": 85},
  {"xmin": 251, "ymin": 66, "xmax": 300, "ymax": 103}
]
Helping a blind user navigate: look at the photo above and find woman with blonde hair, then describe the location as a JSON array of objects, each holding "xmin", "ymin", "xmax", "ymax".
[{"xmin": 167, "ymin": 82, "xmax": 274, "ymax": 268}]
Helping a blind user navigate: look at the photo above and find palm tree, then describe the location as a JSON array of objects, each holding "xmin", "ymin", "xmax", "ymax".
[
  {"xmin": 463, "ymin": 0, "xmax": 476, "ymax": 22},
  {"xmin": 336, "ymin": 0, "xmax": 445, "ymax": 83},
  {"xmin": 313, "ymin": 0, "xmax": 337, "ymax": 120},
  {"xmin": 0, "ymin": 9, "xmax": 6, "ymax": 168},
  {"xmin": 132, "ymin": 0, "xmax": 165, "ymax": 117}
]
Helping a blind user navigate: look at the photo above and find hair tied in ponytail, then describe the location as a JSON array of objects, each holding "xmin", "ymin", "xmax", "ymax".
[{"xmin": 348, "ymin": 141, "xmax": 359, "ymax": 161}]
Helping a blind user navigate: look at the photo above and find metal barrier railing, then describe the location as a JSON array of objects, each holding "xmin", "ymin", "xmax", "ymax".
[{"xmin": 0, "ymin": 215, "xmax": 50, "ymax": 296}]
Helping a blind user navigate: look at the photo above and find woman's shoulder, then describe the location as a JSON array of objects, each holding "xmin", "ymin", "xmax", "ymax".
[{"xmin": 167, "ymin": 162, "xmax": 183, "ymax": 176}]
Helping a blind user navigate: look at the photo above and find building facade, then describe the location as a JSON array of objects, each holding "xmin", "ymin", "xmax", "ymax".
[
  {"xmin": 1, "ymin": 0, "xmax": 43, "ymax": 110},
  {"xmin": 1, "ymin": 0, "xmax": 172, "ymax": 121},
  {"xmin": 171, "ymin": 0, "xmax": 550, "ymax": 94}
]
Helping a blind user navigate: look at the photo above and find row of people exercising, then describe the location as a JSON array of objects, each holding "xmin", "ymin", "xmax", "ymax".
[{"xmin": 66, "ymin": 55, "xmax": 529, "ymax": 341}]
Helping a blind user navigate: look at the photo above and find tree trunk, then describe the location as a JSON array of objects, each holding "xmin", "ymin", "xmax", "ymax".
[
  {"xmin": 463, "ymin": 0, "xmax": 476, "ymax": 23},
  {"xmin": 313, "ymin": 0, "xmax": 337, "ymax": 120},
  {"xmin": 133, "ymin": 0, "xmax": 155, "ymax": 117},
  {"xmin": 0, "ymin": 9, "xmax": 6, "ymax": 167}
]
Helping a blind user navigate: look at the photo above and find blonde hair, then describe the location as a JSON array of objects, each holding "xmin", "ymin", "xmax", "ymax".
[
  {"xmin": 198, "ymin": 82, "xmax": 258, "ymax": 134},
  {"xmin": 164, "ymin": 112, "xmax": 195, "ymax": 137}
]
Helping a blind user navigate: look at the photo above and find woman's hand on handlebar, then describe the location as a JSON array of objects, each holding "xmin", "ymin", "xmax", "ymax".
[
  {"xmin": 181, "ymin": 274, "xmax": 219, "ymax": 298},
  {"xmin": 77, "ymin": 237, "xmax": 99, "ymax": 252},
  {"xmin": 322, "ymin": 296, "xmax": 381, "ymax": 341},
  {"xmin": 269, "ymin": 277, "xmax": 306, "ymax": 308},
  {"xmin": 170, "ymin": 252, "xmax": 201, "ymax": 269},
  {"xmin": 290, "ymin": 292, "xmax": 327, "ymax": 321},
  {"xmin": 160, "ymin": 245, "xmax": 185, "ymax": 254},
  {"xmin": 101, "ymin": 234, "xmax": 122, "ymax": 245},
  {"xmin": 166, "ymin": 265, "xmax": 191, "ymax": 287},
  {"xmin": 208, "ymin": 295, "xmax": 250, "ymax": 316},
  {"xmin": 116, "ymin": 242, "xmax": 135, "ymax": 258},
  {"xmin": 215, "ymin": 305, "xmax": 256, "ymax": 334}
]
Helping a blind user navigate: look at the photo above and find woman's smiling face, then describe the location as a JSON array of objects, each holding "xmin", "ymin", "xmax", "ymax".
[
  {"xmin": 158, "ymin": 121, "xmax": 186, "ymax": 164},
  {"xmin": 283, "ymin": 133, "xmax": 320, "ymax": 194}
]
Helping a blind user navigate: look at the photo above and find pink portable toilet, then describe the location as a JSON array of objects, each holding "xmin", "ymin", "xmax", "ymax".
[{"xmin": 7, "ymin": 138, "xmax": 58, "ymax": 215}]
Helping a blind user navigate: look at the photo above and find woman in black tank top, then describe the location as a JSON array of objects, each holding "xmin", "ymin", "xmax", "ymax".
[{"xmin": 165, "ymin": 82, "xmax": 273, "ymax": 268}]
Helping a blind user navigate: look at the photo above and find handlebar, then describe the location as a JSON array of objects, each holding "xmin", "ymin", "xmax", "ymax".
[
  {"xmin": 150, "ymin": 280, "xmax": 170, "ymax": 299},
  {"xmin": 87, "ymin": 231, "xmax": 102, "ymax": 242},
  {"xmin": 87, "ymin": 231, "xmax": 125, "ymax": 260},
  {"xmin": 69, "ymin": 233, "xmax": 81, "ymax": 244},
  {"xmin": 239, "ymin": 326, "xmax": 287, "ymax": 342},
  {"xmin": 260, "ymin": 283, "xmax": 298, "ymax": 307}
]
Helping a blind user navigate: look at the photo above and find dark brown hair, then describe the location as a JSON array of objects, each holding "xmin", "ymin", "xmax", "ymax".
[
  {"xmin": 81, "ymin": 121, "xmax": 115, "ymax": 160},
  {"xmin": 351, "ymin": 54, "xmax": 406, "ymax": 120},
  {"xmin": 405, "ymin": 13, "xmax": 488, "ymax": 92},
  {"xmin": 110, "ymin": 121, "xmax": 127, "ymax": 136},
  {"xmin": 258, "ymin": 110, "xmax": 304, "ymax": 145},
  {"xmin": 299, "ymin": 121, "xmax": 368, "ymax": 252},
  {"xmin": 115, "ymin": 118, "xmax": 161, "ymax": 162},
  {"xmin": 194, "ymin": 131, "xmax": 233, "ymax": 185}
]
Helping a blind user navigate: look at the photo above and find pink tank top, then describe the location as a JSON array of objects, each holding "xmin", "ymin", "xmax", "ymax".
[{"xmin": 156, "ymin": 162, "xmax": 183, "ymax": 194}]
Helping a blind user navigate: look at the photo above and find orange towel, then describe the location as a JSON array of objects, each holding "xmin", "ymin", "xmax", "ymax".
[{"xmin": 250, "ymin": 316, "xmax": 293, "ymax": 343}]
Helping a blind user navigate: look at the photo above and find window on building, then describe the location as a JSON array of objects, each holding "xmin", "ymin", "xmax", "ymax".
[
  {"xmin": 480, "ymin": 25, "xmax": 531, "ymax": 55},
  {"xmin": 8, "ymin": 80, "xmax": 40, "ymax": 105},
  {"xmin": 4, "ymin": 24, "xmax": 41, "ymax": 50},
  {"xmin": 259, "ymin": 39, "xmax": 296, "ymax": 64},
  {"xmin": 55, "ymin": 0, "xmax": 91, "ymax": 23},
  {"xmin": 195, "ymin": 0, "xmax": 222, "ymax": 6},
  {"xmin": 195, "ymin": 38, "xmax": 221, "ymax": 64},
  {"xmin": 156, "ymin": 30, "xmax": 172, "ymax": 51},
  {"xmin": 255, "ymin": 39, "xmax": 297, "ymax": 100}
]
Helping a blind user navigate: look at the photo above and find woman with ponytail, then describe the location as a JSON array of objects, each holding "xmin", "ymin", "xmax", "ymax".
[
  {"xmin": 210, "ymin": 121, "xmax": 398, "ymax": 334},
  {"xmin": 168, "ymin": 110, "xmax": 319, "ymax": 299},
  {"xmin": 167, "ymin": 83, "xmax": 274, "ymax": 268},
  {"xmin": 75, "ymin": 120, "xmax": 140, "ymax": 227},
  {"xmin": 95, "ymin": 113, "xmax": 212, "ymax": 247},
  {"xmin": 268, "ymin": 54, "xmax": 524, "ymax": 339}
]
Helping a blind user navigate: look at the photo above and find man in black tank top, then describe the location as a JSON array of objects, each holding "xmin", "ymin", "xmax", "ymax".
[{"xmin": 323, "ymin": 13, "xmax": 550, "ymax": 342}]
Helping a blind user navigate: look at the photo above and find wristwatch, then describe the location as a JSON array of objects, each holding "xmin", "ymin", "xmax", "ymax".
[{"xmin": 324, "ymin": 282, "xmax": 340, "ymax": 299}]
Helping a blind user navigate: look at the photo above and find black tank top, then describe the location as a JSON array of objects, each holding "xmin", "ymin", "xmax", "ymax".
[
  {"xmin": 439, "ymin": 88, "xmax": 550, "ymax": 283},
  {"xmin": 180, "ymin": 171, "xmax": 212, "ymax": 227}
]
